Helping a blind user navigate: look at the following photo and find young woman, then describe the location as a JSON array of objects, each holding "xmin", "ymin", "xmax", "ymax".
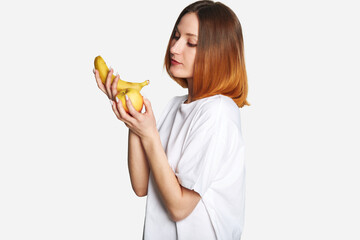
[{"xmin": 94, "ymin": 1, "xmax": 249, "ymax": 239}]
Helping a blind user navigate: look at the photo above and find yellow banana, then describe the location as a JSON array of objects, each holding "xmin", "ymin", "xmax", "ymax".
[
  {"xmin": 94, "ymin": 55, "xmax": 149, "ymax": 92},
  {"xmin": 94, "ymin": 55, "xmax": 149, "ymax": 113}
]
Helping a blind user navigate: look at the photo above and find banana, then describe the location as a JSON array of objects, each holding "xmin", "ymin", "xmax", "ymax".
[
  {"xmin": 94, "ymin": 55, "xmax": 149, "ymax": 92},
  {"xmin": 94, "ymin": 55, "xmax": 149, "ymax": 113}
]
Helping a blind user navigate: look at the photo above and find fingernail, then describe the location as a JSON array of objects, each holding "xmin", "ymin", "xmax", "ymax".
[
  {"xmin": 125, "ymin": 94, "xmax": 129, "ymax": 101},
  {"xmin": 116, "ymin": 96, "xmax": 119, "ymax": 103},
  {"xmin": 110, "ymin": 100, "xmax": 114, "ymax": 106}
]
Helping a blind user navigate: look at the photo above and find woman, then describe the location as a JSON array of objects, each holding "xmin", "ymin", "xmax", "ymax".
[{"xmin": 94, "ymin": 1, "xmax": 249, "ymax": 239}]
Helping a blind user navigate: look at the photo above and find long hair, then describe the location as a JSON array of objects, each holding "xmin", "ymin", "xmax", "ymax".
[{"xmin": 164, "ymin": 0, "xmax": 249, "ymax": 107}]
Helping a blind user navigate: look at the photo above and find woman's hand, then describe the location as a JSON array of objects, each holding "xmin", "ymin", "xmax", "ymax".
[
  {"xmin": 113, "ymin": 94, "xmax": 157, "ymax": 141},
  {"xmin": 93, "ymin": 67, "xmax": 157, "ymax": 140},
  {"xmin": 93, "ymin": 67, "xmax": 120, "ymax": 101}
]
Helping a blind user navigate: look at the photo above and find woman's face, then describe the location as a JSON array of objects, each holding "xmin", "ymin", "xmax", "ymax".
[{"xmin": 169, "ymin": 13, "xmax": 199, "ymax": 80}]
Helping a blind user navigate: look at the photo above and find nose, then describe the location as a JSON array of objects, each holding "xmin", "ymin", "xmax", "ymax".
[{"xmin": 170, "ymin": 39, "xmax": 183, "ymax": 55}]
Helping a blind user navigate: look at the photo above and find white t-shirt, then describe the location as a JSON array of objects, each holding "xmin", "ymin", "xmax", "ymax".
[{"xmin": 143, "ymin": 94, "xmax": 246, "ymax": 240}]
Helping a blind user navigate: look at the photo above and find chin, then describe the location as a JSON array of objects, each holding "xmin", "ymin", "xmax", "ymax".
[{"xmin": 170, "ymin": 70, "xmax": 191, "ymax": 79}]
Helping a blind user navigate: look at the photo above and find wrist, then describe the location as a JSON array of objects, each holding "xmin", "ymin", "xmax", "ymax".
[{"xmin": 141, "ymin": 129, "xmax": 160, "ymax": 149}]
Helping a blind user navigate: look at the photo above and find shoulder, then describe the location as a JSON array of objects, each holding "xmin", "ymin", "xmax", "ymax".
[
  {"xmin": 200, "ymin": 95, "xmax": 244, "ymax": 149},
  {"xmin": 196, "ymin": 95, "xmax": 240, "ymax": 123},
  {"xmin": 186, "ymin": 95, "xmax": 241, "ymax": 134},
  {"xmin": 200, "ymin": 95, "xmax": 243, "ymax": 140}
]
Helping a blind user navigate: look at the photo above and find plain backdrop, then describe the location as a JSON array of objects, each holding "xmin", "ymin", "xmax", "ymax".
[{"xmin": 0, "ymin": 0, "xmax": 359, "ymax": 239}]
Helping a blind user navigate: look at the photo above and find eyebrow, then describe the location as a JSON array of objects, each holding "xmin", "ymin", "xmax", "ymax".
[{"xmin": 175, "ymin": 27, "xmax": 198, "ymax": 38}]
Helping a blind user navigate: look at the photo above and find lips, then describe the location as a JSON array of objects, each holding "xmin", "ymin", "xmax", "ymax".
[{"xmin": 171, "ymin": 58, "xmax": 181, "ymax": 65}]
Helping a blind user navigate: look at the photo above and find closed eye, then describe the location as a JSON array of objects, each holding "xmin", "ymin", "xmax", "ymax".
[{"xmin": 173, "ymin": 29, "xmax": 197, "ymax": 47}]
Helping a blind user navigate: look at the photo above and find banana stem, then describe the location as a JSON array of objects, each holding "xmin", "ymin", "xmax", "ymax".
[{"xmin": 141, "ymin": 80, "xmax": 150, "ymax": 87}]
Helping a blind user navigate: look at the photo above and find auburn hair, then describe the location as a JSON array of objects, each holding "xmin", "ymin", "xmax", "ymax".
[{"xmin": 164, "ymin": 0, "xmax": 249, "ymax": 107}]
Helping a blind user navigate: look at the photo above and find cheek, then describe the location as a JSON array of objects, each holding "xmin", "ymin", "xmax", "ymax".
[{"xmin": 188, "ymin": 49, "xmax": 197, "ymax": 68}]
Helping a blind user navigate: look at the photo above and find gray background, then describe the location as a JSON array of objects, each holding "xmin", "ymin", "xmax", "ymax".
[{"xmin": 1, "ymin": 0, "xmax": 359, "ymax": 239}]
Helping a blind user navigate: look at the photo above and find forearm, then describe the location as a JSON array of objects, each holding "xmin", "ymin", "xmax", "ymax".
[
  {"xmin": 112, "ymin": 96, "xmax": 199, "ymax": 220},
  {"xmin": 141, "ymin": 133, "xmax": 200, "ymax": 221},
  {"xmin": 128, "ymin": 129, "xmax": 150, "ymax": 197}
]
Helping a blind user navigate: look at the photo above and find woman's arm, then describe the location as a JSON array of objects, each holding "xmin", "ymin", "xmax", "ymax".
[
  {"xmin": 98, "ymin": 70, "xmax": 200, "ymax": 221},
  {"xmin": 128, "ymin": 129, "xmax": 149, "ymax": 197},
  {"xmin": 141, "ymin": 132, "xmax": 201, "ymax": 222},
  {"xmin": 114, "ymin": 97, "xmax": 201, "ymax": 222},
  {"xmin": 93, "ymin": 69, "xmax": 149, "ymax": 197}
]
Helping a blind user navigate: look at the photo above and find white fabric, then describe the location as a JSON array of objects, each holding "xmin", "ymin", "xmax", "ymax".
[{"xmin": 143, "ymin": 94, "xmax": 246, "ymax": 240}]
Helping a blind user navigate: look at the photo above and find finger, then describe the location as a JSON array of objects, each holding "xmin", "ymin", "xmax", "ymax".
[
  {"xmin": 105, "ymin": 68, "xmax": 114, "ymax": 99},
  {"xmin": 112, "ymin": 74, "xmax": 120, "ymax": 98},
  {"xmin": 116, "ymin": 96, "xmax": 135, "ymax": 125},
  {"xmin": 94, "ymin": 69, "xmax": 107, "ymax": 94},
  {"xmin": 126, "ymin": 95, "xmax": 142, "ymax": 119},
  {"xmin": 111, "ymin": 99, "xmax": 122, "ymax": 120},
  {"xmin": 143, "ymin": 97, "xmax": 154, "ymax": 116}
]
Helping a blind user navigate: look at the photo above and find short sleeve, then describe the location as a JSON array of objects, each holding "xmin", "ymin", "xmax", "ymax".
[{"xmin": 175, "ymin": 100, "xmax": 234, "ymax": 197}]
